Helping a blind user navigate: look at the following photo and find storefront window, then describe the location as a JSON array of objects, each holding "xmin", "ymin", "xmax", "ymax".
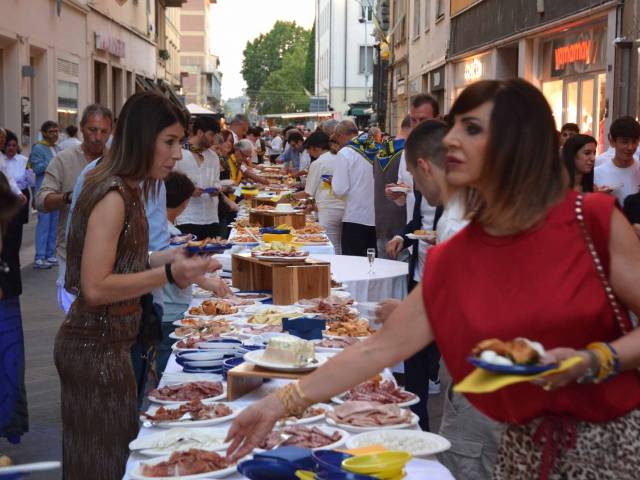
[
  {"xmin": 580, "ymin": 78, "xmax": 594, "ymax": 136},
  {"xmin": 541, "ymin": 23, "xmax": 607, "ymax": 142},
  {"xmin": 566, "ymin": 81, "xmax": 578, "ymax": 125},
  {"xmin": 542, "ymin": 80, "xmax": 563, "ymax": 131},
  {"xmin": 57, "ymin": 80, "xmax": 78, "ymax": 129}
]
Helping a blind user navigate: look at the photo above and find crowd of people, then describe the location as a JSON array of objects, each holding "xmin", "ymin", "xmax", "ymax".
[{"xmin": 0, "ymin": 77, "xmax": 640, "ymax": 478}]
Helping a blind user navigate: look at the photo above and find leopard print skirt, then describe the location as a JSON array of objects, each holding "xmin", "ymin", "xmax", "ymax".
[{"xmin": 493, "ymin": 409, "xmax": 640, "ymax": 480}]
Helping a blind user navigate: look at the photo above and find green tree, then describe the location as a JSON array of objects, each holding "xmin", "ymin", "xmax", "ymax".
[
  {"xmin": 257, "ymin": 43, "xmax": 310, "ymax": 114},
  {"xmin": 304, "ymin": 22, "xmax": 316, "ymax": 93},
  {"xmin": 241, "ymin": 21, "xmax": 310, "ymax": 101}
]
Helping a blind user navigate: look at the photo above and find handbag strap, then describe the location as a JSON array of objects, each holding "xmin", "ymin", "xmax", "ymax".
[{"xmin": 575, "ymin": 194, "xmax": 630, "ymax": 335}]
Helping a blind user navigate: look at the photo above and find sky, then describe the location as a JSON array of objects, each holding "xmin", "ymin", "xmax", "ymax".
[{"xmin": 210, "ymin": 0, "xmax": 315, "ymax": 100}]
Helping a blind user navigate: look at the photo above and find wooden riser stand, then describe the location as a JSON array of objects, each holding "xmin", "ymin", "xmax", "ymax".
[
  {"xmin": 249, "ymin": 210, "xmax": 306, "ymax": 229},
  {"xmin": 231, "ymin": 253, "xmax": 330, "ymax": 305}
]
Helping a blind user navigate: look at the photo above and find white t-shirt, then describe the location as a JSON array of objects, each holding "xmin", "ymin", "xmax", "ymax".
[
  {"xmin": 58, "ymin": 137, "xmax": 82, "ymax": 151},
  {"xmin": 304, "ymin": 151, "xmax": 344, "ymax": 211},
  {"xmin": 397, "ymin": 152, "xmax": 415, "ymax": 220},
  {"xmin": 331, "ymin": 145, "xmax": 375, "ymax": 226},
  {"xmin": 595, "ymin": 146, "xmax": 639, "ymax": 168},
  {"xmin": 268, "ymin": 135, "xmax": 283, "ymax": 156},
  {"xmin": 174, "ymin": 149, "xmax": 220, "ymax": 225},
  {"xmin": 594, "ymin": 158, "xmax": 640, "ymax": 204},
  {"xmin": 436, "ymin": 192, "xmax": 469, "ymax": 243}
]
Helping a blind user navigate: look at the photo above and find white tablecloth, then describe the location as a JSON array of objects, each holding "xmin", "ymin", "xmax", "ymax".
[
  {"xmin": 312, "ymin": 254, "xmax": 408, "ymax": 303},
  {"xmin": 213, "ymin": 254, "xmax": 407, "ymax": 304},
  {"xmin": 124, "ymin": 357, "xmax": 453, "ymax": 480}
]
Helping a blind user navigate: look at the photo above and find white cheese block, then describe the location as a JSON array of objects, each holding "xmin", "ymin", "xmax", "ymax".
[{"xmin": 263, "ymin": 336, "xmax": 316, "ymax": 366}]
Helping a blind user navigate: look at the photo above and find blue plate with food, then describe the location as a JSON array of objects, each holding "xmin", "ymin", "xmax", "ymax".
[
  {"xmin": 260, "ymin": 227, "xmax": 291, "ymax": 234},
  {"xmin": 186, "ymin": 239, "xmax": 233, "ymax": 254},
  {"xmin": 469, "ymin": 337, "xmax": 557, "ymax": 375},
  {"xmin": 170, "ymin": 233, "xmax": 196, "ymax": 246}
]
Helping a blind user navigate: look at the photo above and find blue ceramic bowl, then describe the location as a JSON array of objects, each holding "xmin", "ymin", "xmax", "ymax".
[
  {"xmin": 222, "ymin": 356, "xmax": 245, "ymax": 371},
  {"xmin": 237, "ymin": 458, "xmax": 299, "ymax": 480},
  {"xmin": 176, "ymin": 350, "xmax": 228, "ymax": 361},
  {"xmin": 312, "ymin": 450, "xmax": 353, "ymax": 471}
]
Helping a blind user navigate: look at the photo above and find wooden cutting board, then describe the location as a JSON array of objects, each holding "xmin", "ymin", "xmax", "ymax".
[{"xmin": 226, "ymin": 362, "xmax": 313, "ymax": 400}]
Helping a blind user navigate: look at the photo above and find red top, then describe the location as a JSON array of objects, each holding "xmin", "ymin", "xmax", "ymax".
[{"xmin": 423, "ymin": 190, "xmax": 640, "ymax": 424}]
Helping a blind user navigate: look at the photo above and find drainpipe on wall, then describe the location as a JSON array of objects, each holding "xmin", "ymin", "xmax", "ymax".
[{"xmin": 344, "ymin": 0, "xmax": 348, "ymax": 103}]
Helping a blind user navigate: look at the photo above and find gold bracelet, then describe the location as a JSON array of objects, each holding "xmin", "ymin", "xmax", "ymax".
[
  {"xmin": 275, "ymin": 383, "xmax": 312, "ymax": 417},
  {"xmin": 293, "ymin": 381, "xmax": 313, "ymax": 405},
  {"xmin": 587, "ymin": 342, "xmax": 615, "ymax": 382}
]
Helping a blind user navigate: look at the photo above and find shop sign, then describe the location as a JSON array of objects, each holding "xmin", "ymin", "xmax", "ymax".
[
  {"xmin": 464, "ymin": 58, "xmax": 483, "ymax": 82},
  {"xmin": 430, "ymin": 66, "xmax": 445, "ymax": 92},
  {"xmin": 546, "ymin": 26, "xmax": 605, "ymax": 79},
  {"xmin": 95, "ymin": 33, "xmax": 126, "ymax": 58},
  {"xmin": 554, "ymin": 40, "xmax": 591, "ymax": 70},
  {"xmin": 454, "ymin": 54, "xmax": 490, "ymax": 87}
]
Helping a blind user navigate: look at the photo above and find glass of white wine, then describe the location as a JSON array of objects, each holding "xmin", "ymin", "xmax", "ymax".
[{"xmin": 367, "ymin": 248, "xmax": 376, "ymax": 275}]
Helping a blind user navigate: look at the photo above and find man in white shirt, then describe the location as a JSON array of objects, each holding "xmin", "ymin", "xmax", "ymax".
[
  {"xmin": 594, "ymin": 116, "xmax": 640, "ymax": 205},
  {"xmin": 331, "ymin": 120, "xmax": 377, "ymax": 257},
  {"xmin": 266, "ymin": 126, "xmax": 283, "ymax": 162},
  {"xmin": 228, "ymin": 113, "xmax": 250, "ymax": 144},
  {"xmin": 174, "ymin": 116, "xmax": 222, "ymax": 239},
  {"xmin": 58, "ymin": 125, "xmax": 82, "ymax": 151},
  {"xmin": 304, "ymin": 131, "xmax": 344, "ymax": 253}
]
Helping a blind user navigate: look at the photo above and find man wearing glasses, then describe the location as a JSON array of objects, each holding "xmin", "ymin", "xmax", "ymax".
[{"xmin": 29, "ymin": 121, "xmax": 60, "ymax": 269}]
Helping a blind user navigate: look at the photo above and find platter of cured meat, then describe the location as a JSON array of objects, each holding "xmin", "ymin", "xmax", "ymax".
[
  {"xmin": 325, "ymin": 401, "xmax": 419, "ymax": 432},
  {"xmin": 255, "ymin": 425, "xmax": 348, "ymax": 452},
  {"xmin": 331, "ymin": 377, "xmax": 419, "ymax": 407},
  {"xmin": 141, "ymin": 400, "xmax": 239, "ymax": 428},
  {"xmin": 278, "ymin": 404, "xmax": 333, "ymax": 426},
  {"xmin": 130, "ymin": 449, "xmax": 237, "ymax": 479},
  {"xmin": 147, "ymin": 381, "xmax": 226, "ymax": 405}
]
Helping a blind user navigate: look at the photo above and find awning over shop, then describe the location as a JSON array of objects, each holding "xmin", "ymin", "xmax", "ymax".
[
  {"xmin": 348, "ymin": 107, "xmax": 374, "ymax": 116},
  {"xmin": 187, "ymin": 103, "xmax": 216, "ymax": 115}
]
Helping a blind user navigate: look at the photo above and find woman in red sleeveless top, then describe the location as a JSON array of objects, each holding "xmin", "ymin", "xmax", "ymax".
[{"xmin": 226, "ymin": 80, "xmax": 640, "ymax": 478}]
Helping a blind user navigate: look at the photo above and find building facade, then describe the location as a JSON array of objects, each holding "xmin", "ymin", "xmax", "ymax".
[
  {"xmin": 315, "ymin": 0, "xmax": 377, "ymax": 116},
  {"xmin": 407, "ymin": 0, "xmax": 449, "ymax": 114},
  {"xmin": 180, "ymin": 0, "xmax": 223, "ymax": 110},
  {"xmin": 387, "ymin": 0, "xmax": 410, "ymax": 135},
  {"xmin": 447, "ymin": 0, "xmax": 621, "ymax": 151},
  {"xmin": 0, "ymin": 0, "xmax": 189, "ymax": 152}
]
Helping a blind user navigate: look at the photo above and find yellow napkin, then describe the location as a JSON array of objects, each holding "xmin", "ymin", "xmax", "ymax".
[
  {"xmin": 454, "ymin": 356, "xmax": 583, "ymax": 394},
  {"xmin": 263, "ymin": 233, "xmax": 293, "ymax": 243}
]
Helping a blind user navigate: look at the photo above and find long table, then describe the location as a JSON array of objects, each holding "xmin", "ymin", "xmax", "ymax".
[{"xmin": 124, "ymin": 359, "xmax": 454, "ymax": 480}]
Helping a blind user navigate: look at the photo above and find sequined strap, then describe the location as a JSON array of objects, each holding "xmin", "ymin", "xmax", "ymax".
[{"xmin": 575, "ymin": 194, "xmax": 630, "ymax": 336}]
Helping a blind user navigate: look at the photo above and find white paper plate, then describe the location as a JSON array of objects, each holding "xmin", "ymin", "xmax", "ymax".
[
  {"xmin": 331, "ymin": 390, "xmax": 419, "ymax": 408},
  {"xmin": 255, "ymin": 425, "xmax": 348, "ymax": 452},
  {"xmin": 325, "ymin": 411, "xmax": 420, "ymax": 432},
  {"xmin": 141, "ymin": 403, "xmax": 239, "ymax": 428},
  {"xmin": 406, "ymin": 233, "xmax": 436, "ymax": 241},
  {"xmin": 345, "ymin": 429, "xmax": 451, "ymax": 457},
  {"xmin": 129, "ymin": 427, "xmax": 231, "ymax": 456},
  {"xmin": 388, "ymin": 186, "xmax": 411, "ymax": 193},
  {"xmin": 243, "ymin": 350, "xmax": 329, "ymax": 372},
  {"xmin": 234, "ymin": 292, "xmax": 272, "ymax": 302},
  {"xmin": 242, "ymin": 305, "xmax": 303, "ymax": 315},
  {"xmin": 148, "ymin": 383, "xmax": 227, "ymax": 405},
  {"xmin": 130, "ymin": 455, "xmax": 238, "ymax": 479}
]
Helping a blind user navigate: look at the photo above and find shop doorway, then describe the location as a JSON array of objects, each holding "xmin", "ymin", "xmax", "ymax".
[{"xmin": 543, "ymin": 73, "xmax": 606, "ymax": 151}]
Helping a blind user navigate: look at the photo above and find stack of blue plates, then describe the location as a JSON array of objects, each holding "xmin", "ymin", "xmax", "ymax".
[
  {"xmin": 177, "ymin": 339, "xmax": 243, "ymax": 373},
  {"xmin": 221, "ymin": 356, "xmax": 245, "ymax": 380}
]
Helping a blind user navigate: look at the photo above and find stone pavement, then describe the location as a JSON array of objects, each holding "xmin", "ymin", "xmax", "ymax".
[
  {"xmin": 2, "ymin": 219, "xmax": 62, "ymax": 479},
  {"xmin": 1, "ymin": 216, "xmax": 448, "ymax": 479}
]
